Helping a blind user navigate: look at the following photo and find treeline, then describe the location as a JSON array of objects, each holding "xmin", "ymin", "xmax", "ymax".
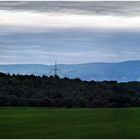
[{"xmin": 0, "ymin": 72, "xmax": 140, "ymax": 107}]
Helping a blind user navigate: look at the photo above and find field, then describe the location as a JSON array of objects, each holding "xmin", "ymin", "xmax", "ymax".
[{"xmin": 0, "ymin": 108, "xmax": 140, "ymax": 138}]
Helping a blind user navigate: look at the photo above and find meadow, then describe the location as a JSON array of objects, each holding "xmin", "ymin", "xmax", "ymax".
[{"xmin": 0, "ymin": 108, "xmax": 140, "ymax": 138}]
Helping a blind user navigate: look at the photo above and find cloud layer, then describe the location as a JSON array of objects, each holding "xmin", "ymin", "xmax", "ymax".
[
  {"xmin": 0, "ymin": 1, "xmax": 140, "ymax": 64},
  {"xmin": 1, "ymin": 1, "xmax": 140, "ymax": 16}
]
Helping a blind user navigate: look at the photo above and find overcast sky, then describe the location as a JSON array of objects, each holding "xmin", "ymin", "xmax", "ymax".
[{"xmin": 0, "ymin": 1, "xmax": 140, "ymax": 64}]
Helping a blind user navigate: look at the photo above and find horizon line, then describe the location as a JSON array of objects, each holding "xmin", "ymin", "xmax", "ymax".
[{"xmin": 0, "ymin": 60, "xmax": 140, "ymax": 66}]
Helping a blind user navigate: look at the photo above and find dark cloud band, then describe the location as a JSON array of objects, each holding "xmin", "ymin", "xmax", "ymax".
[{"xmin": 0, "ymin": 1, "xmax": 140, "ymax": 16}]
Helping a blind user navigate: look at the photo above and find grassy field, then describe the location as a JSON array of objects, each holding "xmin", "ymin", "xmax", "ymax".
[{"xmin": 0, "ymin": 107, "xmax": 140, "ymax": 138}]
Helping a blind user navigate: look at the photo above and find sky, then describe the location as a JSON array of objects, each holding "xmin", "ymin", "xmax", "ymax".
[{"xmin": 0, "ymin": 1, "xmax": 140, "ymax": 64}]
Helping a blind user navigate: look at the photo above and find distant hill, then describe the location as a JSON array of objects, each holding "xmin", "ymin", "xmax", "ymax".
[{"xmin": 0, "ymin": 60, "xmax": 140, "ymax": 82}]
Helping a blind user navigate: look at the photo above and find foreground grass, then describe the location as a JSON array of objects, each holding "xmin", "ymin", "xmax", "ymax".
[{"xmin": 0, "ymin": 107, "xmax": 140, "ymax": 138}]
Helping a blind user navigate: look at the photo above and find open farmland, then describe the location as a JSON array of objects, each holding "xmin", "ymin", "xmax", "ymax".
[{"xmin": 0, "ymin": 107, "xmax": 140, "ymax": 139}]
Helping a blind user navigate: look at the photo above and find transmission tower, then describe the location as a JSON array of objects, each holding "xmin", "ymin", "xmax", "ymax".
[{"xmin": 51, "ymin": 60, "xmax": 61, "ymax": 78}]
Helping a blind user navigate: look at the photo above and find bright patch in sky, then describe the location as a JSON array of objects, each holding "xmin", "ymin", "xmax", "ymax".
[{"xmin": 1, "ymin": 10, "xmax": 140, "ymax": 29}]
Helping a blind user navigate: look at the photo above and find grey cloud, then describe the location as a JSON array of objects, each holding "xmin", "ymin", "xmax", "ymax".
[
  {"xmin": 0, "ymin": 2, "xmax": 140, "ymax": 64},
  {"xmin": 0, "ymin": 1, "xmax": 140, "ymax": 16},
  {"xmin": 0, "ymin": 27, "xmax": 140, "ymax": 64}
]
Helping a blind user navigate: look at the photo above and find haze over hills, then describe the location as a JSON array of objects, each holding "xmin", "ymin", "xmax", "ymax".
[{"xmin": 0, "ymin": 60, "xmax": 140, "ymax": 82}]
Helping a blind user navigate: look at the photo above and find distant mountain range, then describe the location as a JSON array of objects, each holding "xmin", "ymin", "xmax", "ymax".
[{"xmin": 0, "ymin": 60, "xmax": 140, "ymax": 82}]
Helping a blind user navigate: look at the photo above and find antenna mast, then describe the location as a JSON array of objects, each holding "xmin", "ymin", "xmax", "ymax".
[
  {"xmin": 54, "ymin": 60, "xmax": 57, "ymax": 77},
  {"xmin": 51, "ymin": 60, "xmax": 61, "ymax": 78}
]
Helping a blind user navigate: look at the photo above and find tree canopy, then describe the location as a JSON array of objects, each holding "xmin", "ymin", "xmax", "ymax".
[{"xmin": 0, "ymin": 72, "xmax": 140, "ymax": 107}]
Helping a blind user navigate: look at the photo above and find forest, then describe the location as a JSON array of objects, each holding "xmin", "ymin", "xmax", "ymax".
[{"xmin": 0, "ymin": 72, "xmax": 140, "ymax": 107}]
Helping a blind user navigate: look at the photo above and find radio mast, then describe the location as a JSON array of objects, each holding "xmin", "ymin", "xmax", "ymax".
[
  {"xmin": 54, "ymin": 60, "xmax": 57, "ymax": 77},
  {"xmin": 51, "ymin": 60, "xmax": 61, "ymax": 78}
]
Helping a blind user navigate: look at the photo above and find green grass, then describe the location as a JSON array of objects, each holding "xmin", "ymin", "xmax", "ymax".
[{"xmin": 0, "ymin": 107, "xmax": 140, "ymax": 138}]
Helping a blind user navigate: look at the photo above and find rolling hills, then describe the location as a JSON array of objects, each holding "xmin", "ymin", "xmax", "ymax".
[{"xmin": 0, "ymin": 60, "xmax": 140, "ymax": 82}]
